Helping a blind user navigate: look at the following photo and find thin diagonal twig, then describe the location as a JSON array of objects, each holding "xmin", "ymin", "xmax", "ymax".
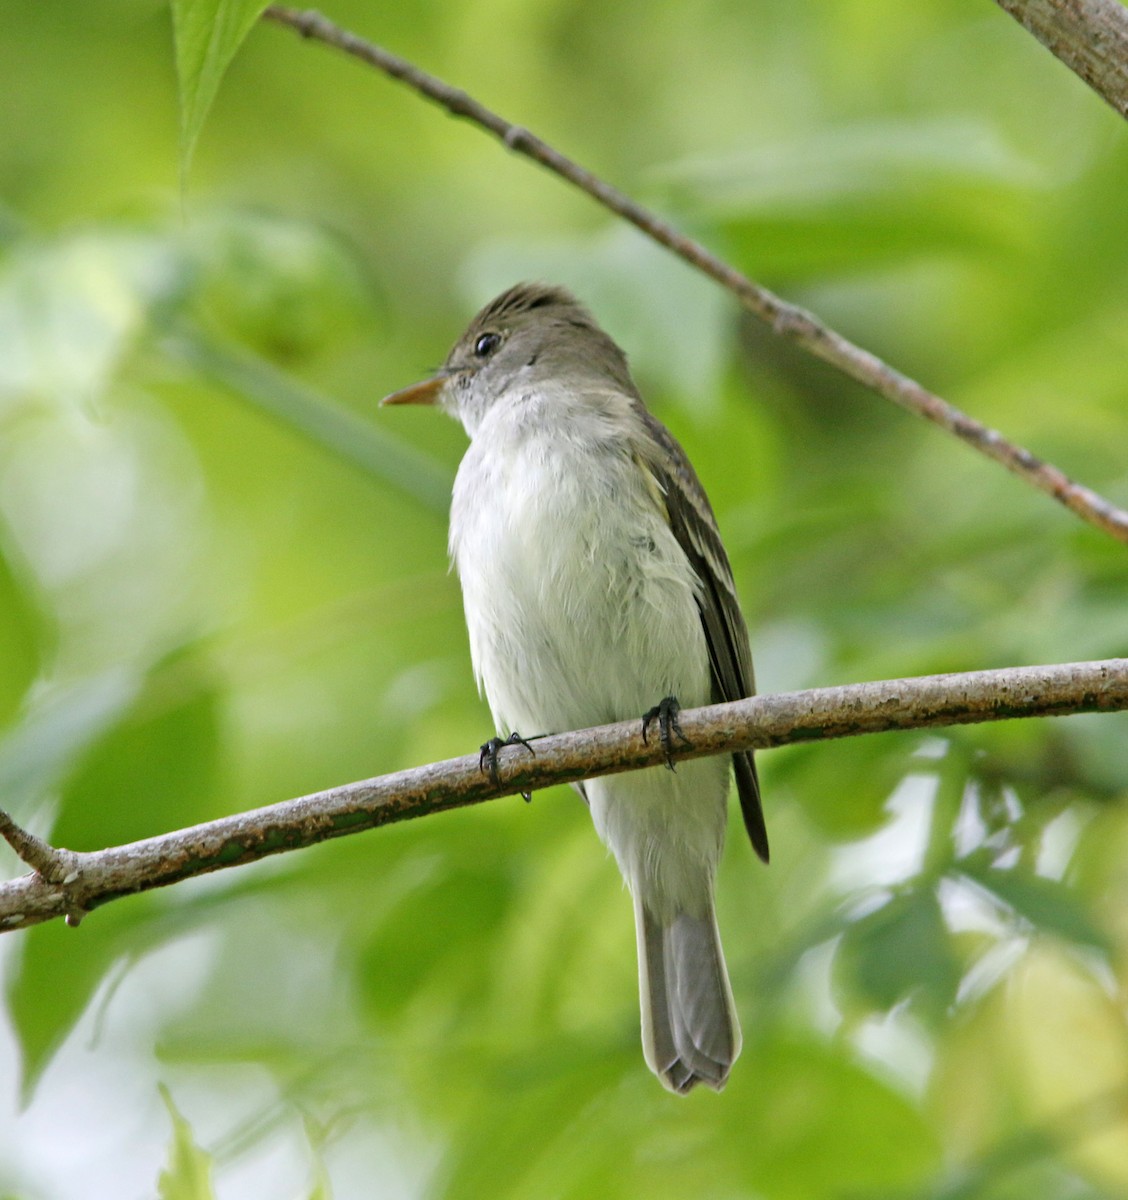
[
  {"xmin": 262, "ymin": 4, "xmax": 1128, "ymax": 546},
  {"xmin": 994, "ymin": 0, "xmax": 1128, "ymax": 120}
]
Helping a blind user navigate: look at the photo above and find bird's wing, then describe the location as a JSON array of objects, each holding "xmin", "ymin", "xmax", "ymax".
[{"xmin": 632, "ymin": 406, "xmax": 769, "ymax": 864}]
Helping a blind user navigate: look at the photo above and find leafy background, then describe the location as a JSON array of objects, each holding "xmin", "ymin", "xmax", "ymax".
[{"xmin": 1, "ymin": 1, "xmax": 1127, "ymax": 1196}]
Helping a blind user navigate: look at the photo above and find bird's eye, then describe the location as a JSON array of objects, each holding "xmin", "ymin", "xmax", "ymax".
[{"xmin": 474, "ymin": 332, "xmax": 501, "ymax": 358}]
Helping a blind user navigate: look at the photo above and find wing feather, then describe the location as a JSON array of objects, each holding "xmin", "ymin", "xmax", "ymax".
[{"xmin": 632, "ymin": 407, "xmax": 769, "ymax": 863}]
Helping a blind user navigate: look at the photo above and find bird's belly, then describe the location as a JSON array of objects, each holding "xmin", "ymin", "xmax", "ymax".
[
  {"xmin": 449, "ymin": 421, "xmax": 730, "ymax": 918},
  {"xmin": 451, "ymin": 444, "xmax": 711, "ymax": 740}
]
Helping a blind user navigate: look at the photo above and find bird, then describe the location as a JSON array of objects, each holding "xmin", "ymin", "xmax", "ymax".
[{"xmin": 383, "ymin": 282, "xmax": 767, "ymax": 1092}]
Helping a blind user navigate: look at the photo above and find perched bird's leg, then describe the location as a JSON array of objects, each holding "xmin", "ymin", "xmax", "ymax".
[
  {"xmin": 641, "ymin": 695, "xmax": 692, "ymax": 771},
  {"xmin": 479, "ymin": 731, "xmax": 536, "ymax": 799}
]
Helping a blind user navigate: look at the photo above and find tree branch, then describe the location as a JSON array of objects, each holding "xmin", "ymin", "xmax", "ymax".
[
  {"xmin": 2, "ymin": 659, "xmax": 1125, "ymax": 934},
  {"xmin": 260, "ymin": 4, "xmax": 1128, "ymax": 547},
  {"xmin": 994, "ymin": 0, "xmax": 1128, "ymax": 120}
]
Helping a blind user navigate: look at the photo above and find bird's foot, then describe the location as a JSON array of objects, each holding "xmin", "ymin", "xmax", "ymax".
[
  {"xmin": 641, "ymin": 695, "xmax": 691, "ymax": 771},
  {"xmin": 479, "ymin": 731, "xmax": 536, "ymax": 799}
]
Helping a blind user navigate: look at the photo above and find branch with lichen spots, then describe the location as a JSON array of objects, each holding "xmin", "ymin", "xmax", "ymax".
[{"xmin": 2, "ymin": 659, "xmax": 1125, "ymax": 934}]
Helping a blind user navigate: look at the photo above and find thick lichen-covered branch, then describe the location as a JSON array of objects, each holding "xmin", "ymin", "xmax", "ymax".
[{"xmin": 1, "ymin": 659, "xmax": 1125, "ymax": 934}]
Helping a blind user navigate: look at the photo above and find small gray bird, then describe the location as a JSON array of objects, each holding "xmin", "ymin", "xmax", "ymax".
[{"xmin": 383, "ymin": 283, "xmax": 768, "ymax": 1093}]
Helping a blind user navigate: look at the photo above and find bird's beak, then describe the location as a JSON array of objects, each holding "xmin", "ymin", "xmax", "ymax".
[{"xmin": 381, "ymin": 374, "xmax": 446, "ymax": 407}]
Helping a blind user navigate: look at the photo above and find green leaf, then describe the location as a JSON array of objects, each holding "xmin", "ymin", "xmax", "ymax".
[
  {"xmin": 836, "ymin": 888, "xmax": 962, "ymax": 1020},
  {"xmin": 158, "ymin": 1085, "xmax": 217, "ymax": 1200},
  {"xmin": 0, "ymin": 670, "xmax": 142, "ymax": 817},
  {"xmin": 0, "ymin": 229, "xmax": 189, "ymax": 409},
  {"xmin": 306, "ymin": 1175, "xmax": 333, "ymax": 1200},
  {"xmin": 773, "ymin": 731, "xmax": 920, "ymax": 838},
  {"xmin": 171, "ymin": 0, "xmax": 271, "ymax": 178},
  {"xmin": 165, "ymin": 328, "xmax": 452, "ymax": 514},
  {"xmin": 0, "ymin": 547, "xmax": 44, "ymax": 726},
  {"xmin": 184, "ymin": 209, "xmax": 378, "ymax": 361},
  {"xmin": 661, "ymin": 118, "xmax": 1039, "ymax": 280},
  {"xmin": 958, "ymin": 851, "xmax": 1111, "ymax": 954},
  {"xmin": 54, "ymin": 649, "xmax": 224, "ymax": 851},
  {"xmin": 5, "ymin": 651, "xmax": 221, "ymax": 1095},
  {"xmin": 7, "ymin": 898, "xmax": 152, "ymax": 1097},
  {"xmin": 735, "ymin": 1040, "xmax": 940, "ymax": 1199},
  {"xmin": 357, "ymin": 852, "xmax": 519, "ymax": 1023}
]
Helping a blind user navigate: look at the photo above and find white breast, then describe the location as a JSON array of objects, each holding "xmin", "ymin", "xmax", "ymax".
[
  {"xmin": 448, "ymin": 385, "xmax": 712, "ymax": 741},
  {"xmin": 450, "ymin": 383, "xmax": 731, "ymax": 918}
]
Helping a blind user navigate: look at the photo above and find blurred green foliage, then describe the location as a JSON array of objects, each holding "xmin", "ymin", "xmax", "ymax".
[
  {"xmin": 0, "ymin": 0, "xmax": 1127, "ymax": 1197},
  {"xmin": 159, "ymin": 1084, "xmax": 218, "ymax": 1200}
]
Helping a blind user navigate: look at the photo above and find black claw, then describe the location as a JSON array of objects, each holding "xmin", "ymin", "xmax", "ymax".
[
  {"xmin": 641, "ymin": 695, "xmax": 691, "ymax": 771},
  {"xmin": 479, "ymin": 731, "xmax": 536, "ymax": 790}
]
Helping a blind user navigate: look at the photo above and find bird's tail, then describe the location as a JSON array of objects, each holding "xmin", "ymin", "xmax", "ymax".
[{"xmin": 635, "ymin": 892, "xmax": 741, "ymax": 1093}]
